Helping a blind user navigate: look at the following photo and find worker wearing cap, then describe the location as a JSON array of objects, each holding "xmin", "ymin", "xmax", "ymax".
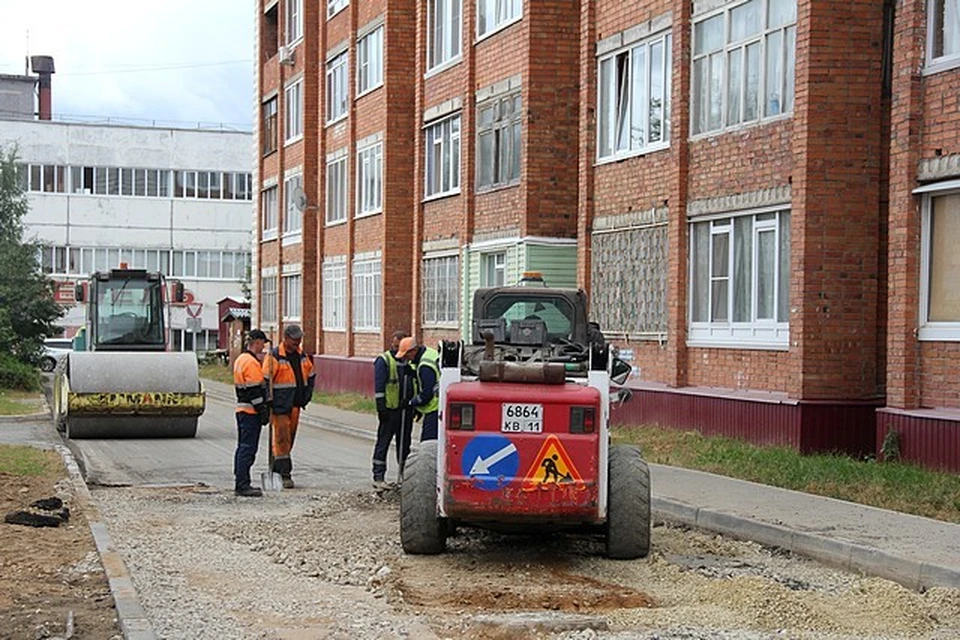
[
  {"xmin": 263, "ymin": 324, "xmax": 315, "ymax": 489},
  {"xmin": 372, "ymin": 331, "xmax": 414, "ymax": 489},
  {"xmin": 396, "ymin": 336, "xmax": 441, "ymax": 441},
  {"xmin": 233, "ymin": 329, "xmax": 269, "ymax": 497}
]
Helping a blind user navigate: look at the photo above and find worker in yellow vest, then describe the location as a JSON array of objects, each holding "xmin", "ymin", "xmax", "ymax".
[{"xmin": 372, "ymin": 331, "xmax": 413, "ymax": 489}]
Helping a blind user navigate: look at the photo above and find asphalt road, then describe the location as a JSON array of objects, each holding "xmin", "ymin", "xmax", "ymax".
[{"xmin": 64, "ymin": 391, "xmax": 372, "ymax": 492}]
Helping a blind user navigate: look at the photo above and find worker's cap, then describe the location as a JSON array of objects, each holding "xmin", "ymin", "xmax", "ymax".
[
  {"xmin": 283, "ymin": 324, "xmax": 303, "ymax": 340},
  {"xmin": 396, "ymin": 336, "xmax": 417, "ymax": 357},
  {"xmin": 246, "ymin": 329, "xmax": 268, "ymax": 342}
]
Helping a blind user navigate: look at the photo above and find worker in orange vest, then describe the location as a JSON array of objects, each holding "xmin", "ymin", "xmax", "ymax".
[
  {"xmin": 233, "ymin": 329, "xmax": 270, "ymax": 497},
  {"xmin": 263, "ymin": 324, "xmax": 316, "ymax": 489}
]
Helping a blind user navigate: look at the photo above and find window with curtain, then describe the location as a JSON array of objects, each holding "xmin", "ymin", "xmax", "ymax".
[
  {"xmin": 920, "ymin": 189, "xmax": 960, "ymax": 340},
  {"xmin": 428, "ymin": 0, "xmax": 462, "ymax": 69},
  {"xmin": 323, "ymin": 261, "xmax": 347, "ymax": 329},
  {"xmin": 425, "ymin": 113, "xmax": 461, "ymax": 197}
]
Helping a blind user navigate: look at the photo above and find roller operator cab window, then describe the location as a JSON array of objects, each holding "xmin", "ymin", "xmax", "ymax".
[{"xmin": 95, "ymin": 279, "xmax": 165, "ymax": 346}]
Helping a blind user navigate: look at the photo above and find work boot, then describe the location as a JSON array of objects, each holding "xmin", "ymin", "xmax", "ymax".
[
  {"xmin": 282, "ymin": 476, "xmax": 295, "ymax": 489},
  {"xmin": 235, "ymin": 486, "xmax": 263, "ymax": 497},
  {"xmin": 373, "ymin": 479, "xmax": 388, "ymax": 491}
]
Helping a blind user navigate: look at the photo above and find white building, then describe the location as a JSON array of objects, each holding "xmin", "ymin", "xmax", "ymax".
[{"xmin": 0, "ymin": 118, "xmax": 253, "ymax": 352}]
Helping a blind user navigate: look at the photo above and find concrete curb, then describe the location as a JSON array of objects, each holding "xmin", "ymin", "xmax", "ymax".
[
  {"xmin": 651, "ymin": 497, "xmax": 960, "ymax": 591},
  {"xmin": 54, "ymin": 443, "xmax": 157, "ymax": 640}
]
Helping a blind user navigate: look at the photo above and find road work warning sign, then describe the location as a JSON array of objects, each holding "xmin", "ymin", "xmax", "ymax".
[{"xmin": 521, "ymin": 435, "xmax": 585, "ymax": 491}]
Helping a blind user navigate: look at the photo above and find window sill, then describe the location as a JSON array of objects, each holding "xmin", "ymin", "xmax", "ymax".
[
  {"xmin": 352, "ymin": 328, "xmax": 382, "ymax": 334},
  {"xmin": 923, "ymin": 56, "xmax": 960, "ymax": 76},
  {"xmin": 687, "ymin": 325, "xmax": 789, "ymax": 351},
  {"xmin": 282, "ymin": 316, "xmax": 302, "ymax": 323},
  {"xmin": 262, "ymin": 231, "xmax": 279, "ymax": 243},
  {"xmin": 355, "ymin": 209, "xmax": 382, "ymax": 220},
  {"xmin": 322, "ymin": 326, "xmax": 346, "ymax": 332},
  {"xmin": 356, "ymin": 83, "xmax": 384, "ymax": 101},
  {"xmin": 689, "ymin": 112, "xmax": 792, "ymax": 142},
  {"xmin": 476, "ymin": 181, "xmax": 521, "ymax": 196},
  {"xmin": 284, "ymin": 134, "xmax": 303, "ymax": 147},
  {"xmin": 324, "ymin": 219, "xmax": 348, "ymax": 228},
  {"xmin": 262, "ymin": 148, "xmax": 278, "ymax": 159},
  {"xmin": 285, "ymin": 37, "xmax": 304, "ymax": 51},
  {"xmin": 425, "ymin": 57, "xmax": 463, "ymax": 79},
  {"xmin": 423, "ymin": 189, "xmax": 462, "ymax": 203},
  {"xmin": 918, "ymin": 324, "xmax": 960, "ymax": 341},
  {"xmin": 325, "ymin": 114, "xmax": 349, "ymax": 128},
  {"xmin": 595, "ymin": 141, "xmax": 670, "ymax": 166},
  {"xmin": 422, "ymin": 322, "xmax": 460, "ymax": 330},
  {"xmin": 281, "ymin": 233, "xmax": 302, "ymax": 246},
  {"xmin": 475, "ymin": 15, "xmax": 523, "ymax": 44},
  {"xmin": 327, "ymin": 5, "xmax": 347, "ymax": 19}
]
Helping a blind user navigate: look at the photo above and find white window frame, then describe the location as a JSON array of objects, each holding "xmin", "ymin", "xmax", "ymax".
[
  {"xmin": 926, "ymin": 0, "xmax": 960, "ymax": 73},
  {"xmin": 352, "ymin": 258, "xmax": 382, "ymax": 331},
  {"xmin": 322, "ymin": 260, "xmax": 347, "ymax": 330},
  {"xmin": 477, "ymin": 0, "xmax": 522, "ymax": 40},
  {"xmin": 476, "ymin": 91, "xmax": 522, "ymax": 190},
  {"xmin": 326, "ymin": 51, "xmax": 349, "ymax": 124},
  {"xmin": 356, "ymin": 141, "xmax": 383, "ymax": 217},
  {"xmin": 425, "ymin": 113, "xmax": 461, "ymax": 199},
  {"xmin": 262, "ymin": 186, "xmax": 279, "ymax": 240},
  {"xmin": 326, "ymin": 153, "xmax": 349, "ymax": 225},
  {"xmin": 357, "ymin": 26, "xmax": 384, "ymax": 96},
  {"xmin": 428, "ymin": 0, "xmax": 462, "ymax": 71},
  {"xmin": 422, "ymin": 254, "xmax": 460, "ymax": 326},
  {"xmin": 283, "ymin": 174, "xmax": 303, "ymax": 239},
  {"xmin": 328, "ymin": 0, "xmax": 348, "ymax": 18},
  {"xmin": 261, "ymin": 274, "xmax": 278, "ymax": 324},
  {"xmin": 282, "ymin": 273, "xmax": 302, "ymax": 321},
  {"xmin": 688, "ymin": 208, "xmax": 791, "ymax": 349},
  {"xmin": 918, "ymin": 183, "xmax": 960, "ymax": 341},
  {"xmin": 597, "ymin": 31, "xmax": 672, "ymax": 161},
  {"xmin": 481, "ymin": 251, "xmax": 506, "ymax": 286},
  {"xmin": 284, "ymin": 79, "xmax": 303, "ymax": 143},
  {"xmin": 691, "ymin": 0, "xmax": 797, "ymax": 136},
  {"xmin": 285, "ymin": 0, "xmax": 303, "ymax": 46}
]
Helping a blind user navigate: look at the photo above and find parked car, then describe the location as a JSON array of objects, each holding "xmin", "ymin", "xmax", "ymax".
[{"xmin": 40, "ymin": 338, "xmax": 73, "ymax": 372}]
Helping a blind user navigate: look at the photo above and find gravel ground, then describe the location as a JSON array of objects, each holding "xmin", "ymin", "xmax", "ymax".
[{"xmin": 92, "ymin": 484, "xmax": 960, "ymax": 639}]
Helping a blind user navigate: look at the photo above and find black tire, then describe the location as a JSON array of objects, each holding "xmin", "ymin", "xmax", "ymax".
[
  {"xmin": 606, "ymin": 444, "xmax": 651, "ymax": 559},
  {"xmin": 40, "ymin": 357, "xmax": 56, "ymax": 373},
  {"xmin": 400, "ymin": 440, "xmax": 446, "ymax": 554}
]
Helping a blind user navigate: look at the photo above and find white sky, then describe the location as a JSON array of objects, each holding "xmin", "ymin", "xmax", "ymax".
[{"xmin": 0, "ymin": 0, "xmax": 254, "ymax": 129}]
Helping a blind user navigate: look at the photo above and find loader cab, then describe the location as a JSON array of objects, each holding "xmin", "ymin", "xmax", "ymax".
[{"xmin": 76, "ymin": 269, "xmax": 168, "ymax": 351}]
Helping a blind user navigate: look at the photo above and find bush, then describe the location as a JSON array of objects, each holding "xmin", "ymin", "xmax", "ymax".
[{"xmin": 0, "ymin": 352, "xmax": 40, "ymax": 391}]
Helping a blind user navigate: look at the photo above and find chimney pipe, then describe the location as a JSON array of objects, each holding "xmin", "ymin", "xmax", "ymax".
[{"xmin": 30, "ymin": 56, "xmax": 55, "ymax": 121}]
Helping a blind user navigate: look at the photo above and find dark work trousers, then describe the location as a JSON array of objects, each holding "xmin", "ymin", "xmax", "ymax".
[
  {"xmin": 372, "ymin": 408, "xmax": 413, "ymax": 481},
  {"xmin": 234, "ymin": 411, "xmax": 262, "ymax": 491},
  {"xmin": 420, "ymin": 411, "xmax": 439, "ymax": 441}
]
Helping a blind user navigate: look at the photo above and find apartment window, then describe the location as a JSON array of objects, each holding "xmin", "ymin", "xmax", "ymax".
[
  {"xmin": 261, "ymin": 275, "xmax": 278, "ymax": 324},
  {"xmin": 322, "ymin": 261, "xmax": 347, "ymax": 329},
  {"xmin": 477, "ymin": 92, "xmax": 521, "ymax": 190},
  {"xmin": 285, "ymin": 0, "xmax": 302, "ymax": 44},
  {"xmin": 357, "ymin": 142, "xmax": 383, "ymax": 216},
  {"xmin": 598, "ymin": 32, "xmax": 672, "ymax": 160},
  {"xmin": 352, "ymin": 259, "xmax": 382, "ymax": 331},
  {"xmin": 692, "ymin": 0, "xmax": 796, "ymax": 135},
  {"xmin": 263, "ymin": 97, "xmax": 278, "ymax": 155},
  {"xmin": 425, "ymin": 114, "xmax": 461, "ymax": 198},
  {"xmin": 326, "ymin": 52, "xmax": 349, "ymax": 123},
  {"xmin": 282, "ymin": 273, "xmax": 302, "ymax": 320},
  {"xmin": 920, "ymin": 189, "xmax": 960, "ymax": 340},
  {"xmin": 428, "ymin": 0, "xmax": 462, "ymax": 70},
  {"xmin": 262, "ymin": 186, "xmax": 279, "ymax": 238},
  {"xmin": 285, "ymin": 79, "xmax": 303, "ymax": 142},
  {"xmin": 357, "ymin": 26, "xmax": 384, "ymax": 95},
  {"xmin": 928, "ymin": 0, "xmax": 960, "ymax": 68},
  {"xmin": 284, "ymin": 174, "xmax": 303, "ymax": 236},
  {"xmin": 482, "ymin": 251, "xmax": 506, "ymax": 286},
  {"xmin": 477, "ymin": 0, "xmax": 522, "ymax": 38},
  {"xmin": 423, "ymin": 255, "xmax": 459, "ymax": 325},
  {"xmin": 689, "ymin": 209, "xmax": 791, "ymax": 348},
  {"xmin": 328, "ymin": 0, "xmax": 348, "ymax": 18},
  {"xmin": 326, "ymin": 154, "xmax": 348, "ymax": 224}
]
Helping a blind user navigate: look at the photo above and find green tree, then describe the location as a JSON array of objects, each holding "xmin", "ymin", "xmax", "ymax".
[{"xmin": 0, "ymin": 146, "xmax": 64, "ymax": 364}]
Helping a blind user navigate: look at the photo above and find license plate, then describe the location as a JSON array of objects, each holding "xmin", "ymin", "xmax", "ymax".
[{"xmin": 501, "ymin": 403, "xmax": 543, "ymax": 433}]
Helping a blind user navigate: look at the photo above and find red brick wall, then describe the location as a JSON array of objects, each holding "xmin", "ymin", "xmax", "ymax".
[{"xmin": 687, "ymin": 122, "xmax": 794, "ymax": 200}]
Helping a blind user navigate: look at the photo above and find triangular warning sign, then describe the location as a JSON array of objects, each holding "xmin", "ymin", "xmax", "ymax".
[{"xmin": 521, "ymin": 435, "xmax": 585, "ymax": 492}]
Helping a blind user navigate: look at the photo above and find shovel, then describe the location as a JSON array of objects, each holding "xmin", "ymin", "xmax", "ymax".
[{"xmin": 261, "ymin": 471, "xmax": 283, "ymax": 493}]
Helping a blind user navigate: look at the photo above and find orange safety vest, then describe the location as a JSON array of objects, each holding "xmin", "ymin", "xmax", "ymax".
[
  {"xmin": 233, "ymin": 350, "xmax": 267, "ymax": 415},
  {"xmin": 263, "ymin": 344, "xmax": 316, "ymax": 415}
]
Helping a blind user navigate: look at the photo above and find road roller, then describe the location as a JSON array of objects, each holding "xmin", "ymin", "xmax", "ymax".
[{"xmin": 53, "ymin": 267, "xmax": 205, "ymax": 438}]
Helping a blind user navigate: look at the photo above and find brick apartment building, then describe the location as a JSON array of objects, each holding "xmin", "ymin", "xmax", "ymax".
[{"xmin": 255, "ymin": 0, "xmax": 960, "ymax": 471}]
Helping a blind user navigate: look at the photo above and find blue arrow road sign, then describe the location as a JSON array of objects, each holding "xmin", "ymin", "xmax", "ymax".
[{"xmin": 461, "ymin": 434, "xmax": 519, "ymax": 491}]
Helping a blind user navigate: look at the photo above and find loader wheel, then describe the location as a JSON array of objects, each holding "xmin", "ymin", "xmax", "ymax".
[
  {"xmin": 606, "ymin": 444, "xmax": 651, "ymax": 559},
  {"xmin": 400, "ymin": 440, "xmax": 446, "ymax": 554}
]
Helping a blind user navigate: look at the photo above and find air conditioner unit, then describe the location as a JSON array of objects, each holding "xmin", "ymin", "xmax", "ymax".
[{"xmin": 279, "ymin": 45, "xmax": 295, "ymax": 65}]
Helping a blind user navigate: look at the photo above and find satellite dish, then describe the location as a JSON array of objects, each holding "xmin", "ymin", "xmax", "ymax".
[{"xmin": 293, "ymin": 186, "xmax": 310, "ymax": 212}]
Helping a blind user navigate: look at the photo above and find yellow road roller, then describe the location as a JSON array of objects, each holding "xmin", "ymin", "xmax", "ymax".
[{"xmin": 53, "ymin": 268, "xmax": 205, "ymax": 438}]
